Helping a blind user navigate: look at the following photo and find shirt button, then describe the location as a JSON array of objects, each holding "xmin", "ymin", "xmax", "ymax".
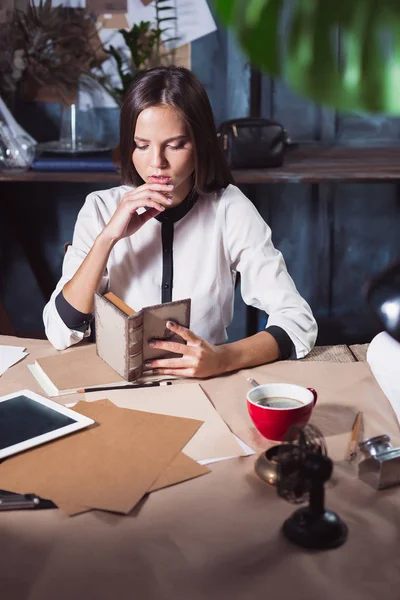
[{"xmin": 164, "ymin": 283, "xmax": 170, "ymax": 289}]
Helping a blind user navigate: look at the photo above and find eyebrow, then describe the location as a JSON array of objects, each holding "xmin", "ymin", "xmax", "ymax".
[{"xmin": 134, "ymin": 135, "xmax": 187, "ymax": 143}]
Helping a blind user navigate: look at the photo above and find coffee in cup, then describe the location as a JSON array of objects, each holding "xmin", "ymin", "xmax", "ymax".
[
  {"xmin": 247, "ymin": 383, "xmax": 317, "ymax": 441},
  {"xmin": 255, "ymin": 397, "xmax": 303, "ymax": 409}
]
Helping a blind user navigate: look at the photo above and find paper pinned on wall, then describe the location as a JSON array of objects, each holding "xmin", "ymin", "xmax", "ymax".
[
  {"xmin": 126, "ymin": 0, "xmax": 217, "ymax": 49},
  {"xmin": 86, "ymin": 0, "xmax": 128, "ymax": 14},
  {"xmin": 31, "ymin": 0, "xmax": 127, "ymax": 10},
  {"xmin": 32, "ymin": 0, "xmax": 216, "ymax": 47},
  {"xmin": 97, "ymin": 12, "xmax": 130, "ymax": 29},
  {"xmin": 32, "ymin": 0, "xmax": 85, "ymax": 7}
]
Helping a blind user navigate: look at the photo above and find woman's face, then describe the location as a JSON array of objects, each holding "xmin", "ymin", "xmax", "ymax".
[{"xmin": 132, "ymin": 105, "xmax": 195, "ymax": 205}]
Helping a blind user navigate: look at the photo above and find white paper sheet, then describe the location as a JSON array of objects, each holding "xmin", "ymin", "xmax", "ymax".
[
  {"xmin": 367, "ymin": 332, "xmax": 400, "ymax": 424},
  {"xmin": 0, "ymin": 346, "xmax": 28, "ymax": 376},
  {"xmin": 126, "ymin": 0, "xmax": 217, "ymax": 48},
  {"xmin": 39, "ymin": 0, "xmax": 216, "ymax": 47},
  {"xmin": 198, "ymin": 434, "xmax": 256, "ymax": 465}
]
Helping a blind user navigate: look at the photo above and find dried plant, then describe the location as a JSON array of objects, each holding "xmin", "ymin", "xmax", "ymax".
[
  {"xmin": 0, "ymin": 0, "xmax": 103, "ymax": 105},
  {"xmin": 0, "ymin": 21, "xmax": 20, "ymax": 105}
]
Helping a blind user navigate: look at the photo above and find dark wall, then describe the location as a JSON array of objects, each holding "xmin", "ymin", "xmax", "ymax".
[{"xmin": 1, "ymin": 2, "xmax": 400, "ymax": 344}]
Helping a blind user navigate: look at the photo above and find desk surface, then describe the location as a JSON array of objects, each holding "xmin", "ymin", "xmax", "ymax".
[
  {"xmin": 0, "ymin": 335, "xmax": 399, "ymax": 600},
  {"xmin": 2, "ymin": 146, "xmax": 400, "ymax": 184}
]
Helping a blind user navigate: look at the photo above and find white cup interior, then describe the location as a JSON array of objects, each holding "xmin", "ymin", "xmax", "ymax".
[{"xmin": 247, "ymin": 383, "xmax": 314, "ymax": 410}]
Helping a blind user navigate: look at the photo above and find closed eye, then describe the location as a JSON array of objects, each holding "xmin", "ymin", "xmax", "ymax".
[
  {"xmin": 167, "ymin": 143, "xmax": 186, "ymax": 151},
  {"xmin": 135, "ymin": 145, "xmax": 149, "ymax": 151}
]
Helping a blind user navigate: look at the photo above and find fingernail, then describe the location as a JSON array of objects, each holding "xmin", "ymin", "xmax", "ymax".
[
  {"xmin": 148, "ymin": 340, "xmax": 156, "ymax": 347},
  {"xmin": 167, "ymin": 198, "xmax": 173, "ymax": 204},
  {"xmin": 166, "ymin": 321, "xmax": 175, "ymax": 328},
  {"xmin": 167, "ymin": 183, "xmax": 174, "ymax": 188},
  {"xmin": 144, "ymin": 361, "xmax": 152, "ymax": 368}
]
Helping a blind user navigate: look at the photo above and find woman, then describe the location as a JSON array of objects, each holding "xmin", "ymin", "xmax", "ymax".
[{"xmin": 43, "ymin": 66, "xmax": 317, "ymax": 378}]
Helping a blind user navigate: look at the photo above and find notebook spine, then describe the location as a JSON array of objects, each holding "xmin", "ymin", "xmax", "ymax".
[{"xmin": 126, "ymin": 315, "xmax": 144, "ymax": 381}]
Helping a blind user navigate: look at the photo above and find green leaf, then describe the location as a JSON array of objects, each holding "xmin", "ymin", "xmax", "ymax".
[
  {"xmin": 239, "ymin": 0, "xmax": 284, "ymax": 76},
  {"xmin": 212, "ymin": 0, "xmax": 400, "ymax": 114},
  {"xmin": 213, "ymin": 0, "xmax": 235, "ymax": 25},
  {"xmin": 286, "ymin": 2, "xmax": 342, "ymax": 109}
]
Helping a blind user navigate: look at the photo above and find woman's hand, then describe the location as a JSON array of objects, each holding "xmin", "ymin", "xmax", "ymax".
[
  {"xmin": 144, "ymin": 321, "xmax": 227, "ymax": 379},
  {"xmin": 101, "ymin": 183, "xmax": 174, "ymax": 244}
]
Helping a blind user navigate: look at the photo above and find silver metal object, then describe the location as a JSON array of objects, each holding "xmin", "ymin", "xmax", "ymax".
[
  {"xmin": 358, "ymin": 435, "xmax": 400, "ymax": 490},
  {"xmin": 254, "ymin": 445, "xmax": 286, "ymax": 486},
  {"xmin": 359, "ymin": 434, "xmax": 392, "ymax": 458},
  {"xmin": 247, "ymin": 377, "xmax": 260, "ymax": 388},
  {"xmin": 0, "ymin": 492, "xmax": 40, "ymax": 510}
]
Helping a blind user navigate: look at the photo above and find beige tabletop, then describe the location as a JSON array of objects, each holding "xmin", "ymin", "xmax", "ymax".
[{"xmin": 1, "ymin": 335, "xmax": 400, "ymax": 600}]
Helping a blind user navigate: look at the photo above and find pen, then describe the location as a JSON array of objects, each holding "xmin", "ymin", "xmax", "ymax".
[
  {"xmin": 78, "ymin": 381, "xmax": 173, "ymax": 393},
  {"xmin": 346, "ymin": 411, "xmax": 363, "ymax": 462}
]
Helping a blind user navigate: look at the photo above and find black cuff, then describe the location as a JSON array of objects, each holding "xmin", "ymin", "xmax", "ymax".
[
  {"xmin": 55, "ymin": 290, "xmax": 93, "ymax": 333},
  {"xmin": 265, "ymin": 325, "xmax": 296, "ymax": 360}
]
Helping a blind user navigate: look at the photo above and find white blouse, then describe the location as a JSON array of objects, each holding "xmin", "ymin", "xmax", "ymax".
[{"xmin": 43, "ymin": 183, "xmax": 318, "ymax": 356}]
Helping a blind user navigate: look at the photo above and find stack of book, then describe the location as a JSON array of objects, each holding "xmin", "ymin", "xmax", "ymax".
[{"xmin": 32, "ymin": 151, "xmax": 119, "ymax": 172}]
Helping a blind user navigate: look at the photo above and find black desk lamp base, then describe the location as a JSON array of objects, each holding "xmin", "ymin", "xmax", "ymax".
[{"xmin": 282, "ymin": 507, "xmax": 348, "ymax": 550}]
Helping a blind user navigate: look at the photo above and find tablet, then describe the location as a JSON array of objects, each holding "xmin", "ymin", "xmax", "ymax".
[{"xmin": 0, "ymin": 389, "xmax": 95, "ymax": 460}]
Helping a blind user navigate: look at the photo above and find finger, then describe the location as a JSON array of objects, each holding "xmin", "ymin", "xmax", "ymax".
[
  {"xmin": 138, "ymin": 207, "xmax": 163, "ymax": 224},
  {"xmin": 147, "ymin": 340, "xmax": 193, "ymax": 355},
  {"xmin": 145, "ymin": 351, "xmax": 195, "ymax": 368},
  {"xmin": 122, "ymin": 193, "xmax": 172, "ymax": 211},
  {"xmin": 122, "ymin": 184, "xmax": 174, "ymax": 200},
  {"xmin": 133, "ymin": 189, "xmax": 174, "ymax": 204},
  {"xmin": 124, "ymin": 188, "xmax": 174, "ymax": 206},
  {"xmin": 128, "ymin": 199, "xmax": 167, "ymax": 214},
  {"xmin": 166, "ymin": 321, "xmax": 199, "ymax": 343},
  {"xmin": 153, "ymin": 368, "xmax": 197, "ymax": 378},
  {"xmin": 140, "ymin": 183, "xmax": 175, "ymax": 193},
  {"xmin": 145, "ymin": 357, "xmax": 191, "ymax": 369}
]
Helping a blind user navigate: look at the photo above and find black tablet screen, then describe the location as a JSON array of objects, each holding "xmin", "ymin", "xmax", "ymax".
[{"xmin": 0, "ymin": 395, "xmax": 76, "ymax": 449}]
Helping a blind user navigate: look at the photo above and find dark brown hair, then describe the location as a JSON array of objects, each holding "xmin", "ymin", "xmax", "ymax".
[{"xmin": 119, "ymin": 66, "xmax": 233, "ymax": 193}]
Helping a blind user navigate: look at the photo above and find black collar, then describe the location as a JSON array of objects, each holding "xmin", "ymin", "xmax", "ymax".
[{"xmin": 155, "ymin": 190, "xmax": 197, "ymax": 224}]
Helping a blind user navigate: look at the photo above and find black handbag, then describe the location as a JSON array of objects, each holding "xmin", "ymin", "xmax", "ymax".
[{"xmin": 217, "ymin": 118, "xmax": 289, "ymax": 169}]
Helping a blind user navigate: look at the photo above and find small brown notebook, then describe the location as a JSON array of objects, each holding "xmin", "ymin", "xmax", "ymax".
[{"xmin": 95, "ymin": 292, "xmax": 191, "ymax": 381}]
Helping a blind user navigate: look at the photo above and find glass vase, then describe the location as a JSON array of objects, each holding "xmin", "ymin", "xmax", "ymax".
[{"xmin": 0, "ymin": 121, "xmax": 36, "ymax": 173}]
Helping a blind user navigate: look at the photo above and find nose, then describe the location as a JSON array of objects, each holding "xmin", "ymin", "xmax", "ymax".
[{"xmin": 150, "ymin": 146, "xmax": 167, "ymax": 169}]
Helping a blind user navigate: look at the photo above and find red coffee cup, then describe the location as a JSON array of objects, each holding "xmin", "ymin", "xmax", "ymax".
[{"xmin": 247, "ymin": 383, "xmax": 318, "ymax": 441}]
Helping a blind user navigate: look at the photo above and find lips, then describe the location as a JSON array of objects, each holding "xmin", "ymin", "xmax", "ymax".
[{"xmin": 150, "ymin": 175, "xmax": 172, "ymax": 184}]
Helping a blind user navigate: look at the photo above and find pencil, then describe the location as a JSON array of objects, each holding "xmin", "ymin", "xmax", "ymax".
[
  {"xmin": 78, "ymin": 381, "xmax": 173, "ymax": 393},
  {"xmin": 346, "ymin": 411, "xmax": 363, "ymax": 462}
]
